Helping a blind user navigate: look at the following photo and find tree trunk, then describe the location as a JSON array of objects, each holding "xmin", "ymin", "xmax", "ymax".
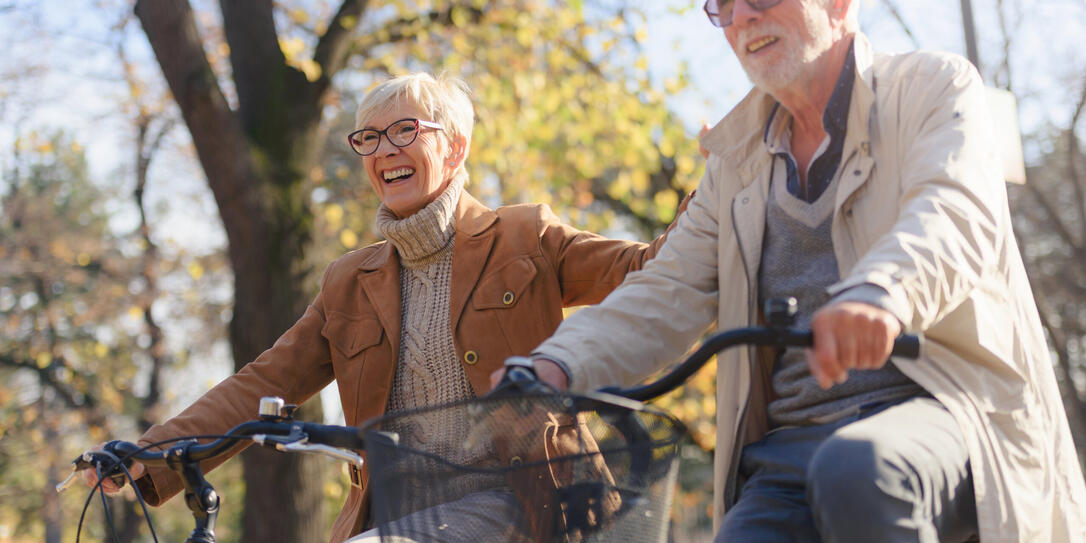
[{"xmin": 131, "ymin": 1, "xmax": 362, "ymax": 540}]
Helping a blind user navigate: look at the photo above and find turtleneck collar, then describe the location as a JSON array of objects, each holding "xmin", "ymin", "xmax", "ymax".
[{"xmin": 376, "ymin": 177, "xmax": 463, "ymax": 269}]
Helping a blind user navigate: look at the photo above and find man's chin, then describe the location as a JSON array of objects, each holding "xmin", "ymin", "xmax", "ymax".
[{"xmin": 744, "ymin": 68, "xmax": 795, "ymax": 94}]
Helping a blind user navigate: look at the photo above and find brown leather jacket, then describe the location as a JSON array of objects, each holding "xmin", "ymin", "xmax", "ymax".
[{"xmin": 135, "ymin": 192, "xmax": 683, "ymax": 542}]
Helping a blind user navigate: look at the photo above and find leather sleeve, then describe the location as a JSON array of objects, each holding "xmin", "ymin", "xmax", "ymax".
[
  {"xmin": 134, "ymin": 270, "xmax": 338, "ymax": 505},
  {"xmin": 539, "ymin": 191, "xmax": 693, "ymax": 307}
]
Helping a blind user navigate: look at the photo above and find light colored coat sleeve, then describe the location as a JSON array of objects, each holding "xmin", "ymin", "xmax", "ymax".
[
  {"xmin": 533, "ymin": 166, "xmax": 723, "ymax": 391},
  {"xmin": 827, "ymin": 54, "xmax": 1005, "ymax": 333}
]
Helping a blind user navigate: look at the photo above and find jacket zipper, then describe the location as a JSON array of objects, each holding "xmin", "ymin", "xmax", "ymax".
[{"xmin": 724, "ymin": 196, "xmax": 757, "ymax": 507}]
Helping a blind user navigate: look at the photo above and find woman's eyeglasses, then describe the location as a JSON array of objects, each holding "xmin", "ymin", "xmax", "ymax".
[{"xmin": 347, "ymin": 118, "xmax": 445, "ymax": 156}]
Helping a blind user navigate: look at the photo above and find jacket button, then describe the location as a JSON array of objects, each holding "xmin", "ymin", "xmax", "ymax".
[
  {"xmin": 509, "ymin": 456, "xmax": 523, "ymax": 467},
  {"xmin": 502, "ymin": 291, "xmax": 515, "ymax": 305},
  {"xmin": 464, "ymin": 350, "xmax": 478, "ymax": 365}
]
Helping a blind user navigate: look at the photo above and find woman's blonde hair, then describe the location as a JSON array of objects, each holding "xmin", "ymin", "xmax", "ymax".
[{"xmin": 354, "ymin": 73, "xmax": 474, "ymax": 184}]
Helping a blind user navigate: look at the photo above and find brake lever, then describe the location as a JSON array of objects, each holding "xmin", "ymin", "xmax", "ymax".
[
  {"xmin": 57, "ymin": 449, "xmax": 130, "ymax": 493},
  {"xmin": 251, "ymin": 423, "xmax": 365, "ymax": 468},
  {"xmin": 252, "ymin": 422, "xmax": 307, "ymax": 448}
]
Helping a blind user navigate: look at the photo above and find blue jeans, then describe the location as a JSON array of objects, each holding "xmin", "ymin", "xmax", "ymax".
[{"xmin": 717, "ymin": 396, "xmax": 977, "ymax": 543}]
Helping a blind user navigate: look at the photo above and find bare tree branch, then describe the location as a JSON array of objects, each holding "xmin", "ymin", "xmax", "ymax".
[
  {"xmin": 311, "ymin": 0, "xmax": 370, "ymax": 95},
  {"xmin": 134, "ymin": 0, "xmax": 267, "ymax": 274},
  {"xmin": 878, "ymin": 0, "xmax": 921, "ymax": 49}
]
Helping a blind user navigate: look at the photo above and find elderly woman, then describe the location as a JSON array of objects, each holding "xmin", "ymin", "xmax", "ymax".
[{"xmin": 88, "ymin": 72, "xmax": 685, "ymax": 542}]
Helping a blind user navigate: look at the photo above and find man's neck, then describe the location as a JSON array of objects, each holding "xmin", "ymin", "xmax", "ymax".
[{"xmin": 777, "ymin": 35, "xmax": 855, "ymax": 183}]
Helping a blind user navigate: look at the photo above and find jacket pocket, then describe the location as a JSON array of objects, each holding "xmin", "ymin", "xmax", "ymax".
[
  {"xmin": 472, "ymin": 256, "xmax": 538, "ymax": 310},
  {"xmin": 322, "ymin": 312, "xmax": 383, "ymax": 358}
]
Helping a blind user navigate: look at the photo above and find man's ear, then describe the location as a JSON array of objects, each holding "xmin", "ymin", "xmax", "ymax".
[{"xmin": 829, "ymin": 0, "xmax": 852, "ymax": 21}]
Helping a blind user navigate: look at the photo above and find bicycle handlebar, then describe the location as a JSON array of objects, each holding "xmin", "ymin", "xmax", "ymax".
[
  {"xmin": 61, "ymin": 418, "xmax": 366, "ymax": 493},
  {"xmin": 103, "ymin": 420, "xmax": 363, "ymax": 466},
  {"xmin": 604, "ymin": 327, "xmax": 922, "ymax": 402}
]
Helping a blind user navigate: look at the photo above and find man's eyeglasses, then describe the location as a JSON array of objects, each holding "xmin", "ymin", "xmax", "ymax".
[
  {"xmin": 347, "ymin": 118, "xmax": 445, "ymax": 156},
  {"xmin": 703, "ymin": 0, "xmax": 785, "ymax": 28}
]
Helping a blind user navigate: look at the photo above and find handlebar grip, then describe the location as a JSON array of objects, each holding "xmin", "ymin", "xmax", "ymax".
[
  {"xmin": 300, "ymin": 423, "xmax": 365, "ymax": 450},
  {"xmin": 891, "ymin": 334, "xmax": 922, "ymax": 359}
]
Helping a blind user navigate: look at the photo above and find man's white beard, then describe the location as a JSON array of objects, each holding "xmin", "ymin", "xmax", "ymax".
[{"xmin": 737, "ymin": 12, "xmax": 834, "ymax": 94}]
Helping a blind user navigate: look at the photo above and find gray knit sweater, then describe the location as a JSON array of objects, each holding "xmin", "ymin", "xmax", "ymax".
[{"xmin": 376, "ymin": 179, "xmax": 502, "ymax": 500}]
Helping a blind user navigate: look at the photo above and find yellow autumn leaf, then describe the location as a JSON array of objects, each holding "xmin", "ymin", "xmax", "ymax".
[
  {"xmin": 298, "ymin": 58, "xmax": 322, "ymax": 82},
  {"xmin": 654, "ymin": 190, "xmax": 679, "ymax": 220},
  {"xmin": 289, "ymin": 7, "xmax": 309, "ymax": 24},
  {"xmin": 279, "ymin": 37, "xmax": 306, "ymax": 61},
  {"xmin": 324, "ymin": 203, "xmax": 344, "ymax": 228},
  {"xmin": 339, "ymin": 15, "xmax": 358, "ymax": 29},
  {"xmin": 128, "ymin": 306, "xmax": 144, "ymax": 319},
  {"xmin": 94, "ymin": 342, "xmax": 108, "ymax": 358},
  {"xmin": 188, "ymin": 261, "xmax": 205, "ymax": 280},
  {"xmin": 36, "ymin": 352, "xmax": 52, "ymax": 369},
  {"xmin": 339, "ymin": 229, "xmax": 358, "ymax": 249}
]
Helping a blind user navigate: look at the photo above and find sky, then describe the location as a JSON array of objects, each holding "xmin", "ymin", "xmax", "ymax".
[{"xmin": 3, "ymin": 0, "xmax": 1085, "ymax": 420}]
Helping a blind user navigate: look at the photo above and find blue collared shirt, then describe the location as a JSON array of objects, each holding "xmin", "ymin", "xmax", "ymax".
[{"xmin": 764, "ymin": 41, "xmax": 856, "ymax": 203}]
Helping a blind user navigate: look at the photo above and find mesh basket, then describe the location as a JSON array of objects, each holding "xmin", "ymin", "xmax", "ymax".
[{"xmin": 360, "ymin": 392, "xmax": 685, "ymax": 543}]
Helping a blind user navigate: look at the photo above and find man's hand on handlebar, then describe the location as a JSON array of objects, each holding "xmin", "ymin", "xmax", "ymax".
[
  {"xmin": 489, "ymin": 358, "xmax": 569, "ymax": 392},
  {"xmin": 807, "ymin": 301, "xmax": 901, "ymax": 389},
  {"xmin": 81, "ymin": 442, "xmax": 146, "ymax": 493}
]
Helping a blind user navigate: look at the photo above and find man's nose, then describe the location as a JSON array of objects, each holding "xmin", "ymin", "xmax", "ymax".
[{"xmin": 731, "ymin": 0, "xmax": 762, "ymax": 28}]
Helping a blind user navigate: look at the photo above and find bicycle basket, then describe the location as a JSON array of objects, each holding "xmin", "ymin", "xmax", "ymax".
[{"xmin": 360, "ymin": 391, "xmax": 685, "ymax": 543}]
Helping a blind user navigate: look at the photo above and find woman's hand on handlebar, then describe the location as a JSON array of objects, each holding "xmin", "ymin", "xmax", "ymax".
[
  {"xmin": 807, "ymin": 301, "xmax": 901, "ymax": 389},
  {"xmin": 81, "ymin": 442, "xmax": 146, "ymax": 493}
]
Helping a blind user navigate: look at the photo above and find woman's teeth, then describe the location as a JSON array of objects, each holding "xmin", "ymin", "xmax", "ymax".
[{"xmin": 383, "ymin": 167, "xmax": 415, "ymax": 183}]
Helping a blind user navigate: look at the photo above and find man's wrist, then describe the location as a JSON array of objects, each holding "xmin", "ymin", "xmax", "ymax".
[{"xmin": 530, "ymin": 354, "xmax": 573, "ymax": 389}]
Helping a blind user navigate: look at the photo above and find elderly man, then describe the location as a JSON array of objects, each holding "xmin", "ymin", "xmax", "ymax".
[{"xmin": 494, "ymin": 0, "xmax": 1086, "ymax": 541}]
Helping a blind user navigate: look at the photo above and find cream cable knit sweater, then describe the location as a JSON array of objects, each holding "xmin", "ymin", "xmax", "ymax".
[{"xmin": 376, "ymin": 179, "xmax": 502, "ymax": 501}]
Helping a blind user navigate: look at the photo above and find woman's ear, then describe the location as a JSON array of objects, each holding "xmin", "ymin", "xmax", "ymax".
[{"xmin": 446, "ymin": 134, "xmax": 468, "ymax": 169}]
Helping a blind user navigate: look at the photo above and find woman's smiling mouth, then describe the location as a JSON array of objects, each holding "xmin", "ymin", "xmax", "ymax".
[{"xmin": 382, "ymin": 167, "xmax": 415, "ymax": 184}]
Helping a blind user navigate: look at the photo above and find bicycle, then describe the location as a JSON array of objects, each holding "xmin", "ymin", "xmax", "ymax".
[{"xmin": 60, "ymin": 297, "xmax": 920, "ymax": 543}]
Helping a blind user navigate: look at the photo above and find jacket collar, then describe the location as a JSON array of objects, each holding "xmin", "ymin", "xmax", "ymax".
[{"xmin": 454, "ymin": 190, "xmax": 499, "ymax": 236}]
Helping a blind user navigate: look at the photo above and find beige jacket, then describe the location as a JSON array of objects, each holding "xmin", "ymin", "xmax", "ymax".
[{"xmin": 535, "ymin": 35, "xmax": 1086, "ymax": 543}]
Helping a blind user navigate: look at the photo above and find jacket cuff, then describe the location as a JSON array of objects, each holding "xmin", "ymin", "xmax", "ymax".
[
  {"xmin": 828, "ymin": 283, "xmax": 911, "ymax": 328},
  {"xmin": 530, "ymin": 353, "xmax": 574, "ymax": 388},
  {"xmin": 133, "ymin": 472, "xmax": 163, "ymax": 506}
]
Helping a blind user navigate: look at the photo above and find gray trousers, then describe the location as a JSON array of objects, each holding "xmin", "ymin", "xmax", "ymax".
[{"xmin": 717, "ymin": 396, "xmax": 977, "ymax": 543}]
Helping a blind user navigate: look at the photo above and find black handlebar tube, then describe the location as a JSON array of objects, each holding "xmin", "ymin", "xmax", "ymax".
[
  {"xmin": 608, "ymin": 327, "xmax": 922, "ymax": 403},
  {"xmin": 95, "ymin": 420, "xmax": 365, "ymax": 543},
  {"xmin": 102, "ymin": 420, "xmax": 366, "ymax": 466}
]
